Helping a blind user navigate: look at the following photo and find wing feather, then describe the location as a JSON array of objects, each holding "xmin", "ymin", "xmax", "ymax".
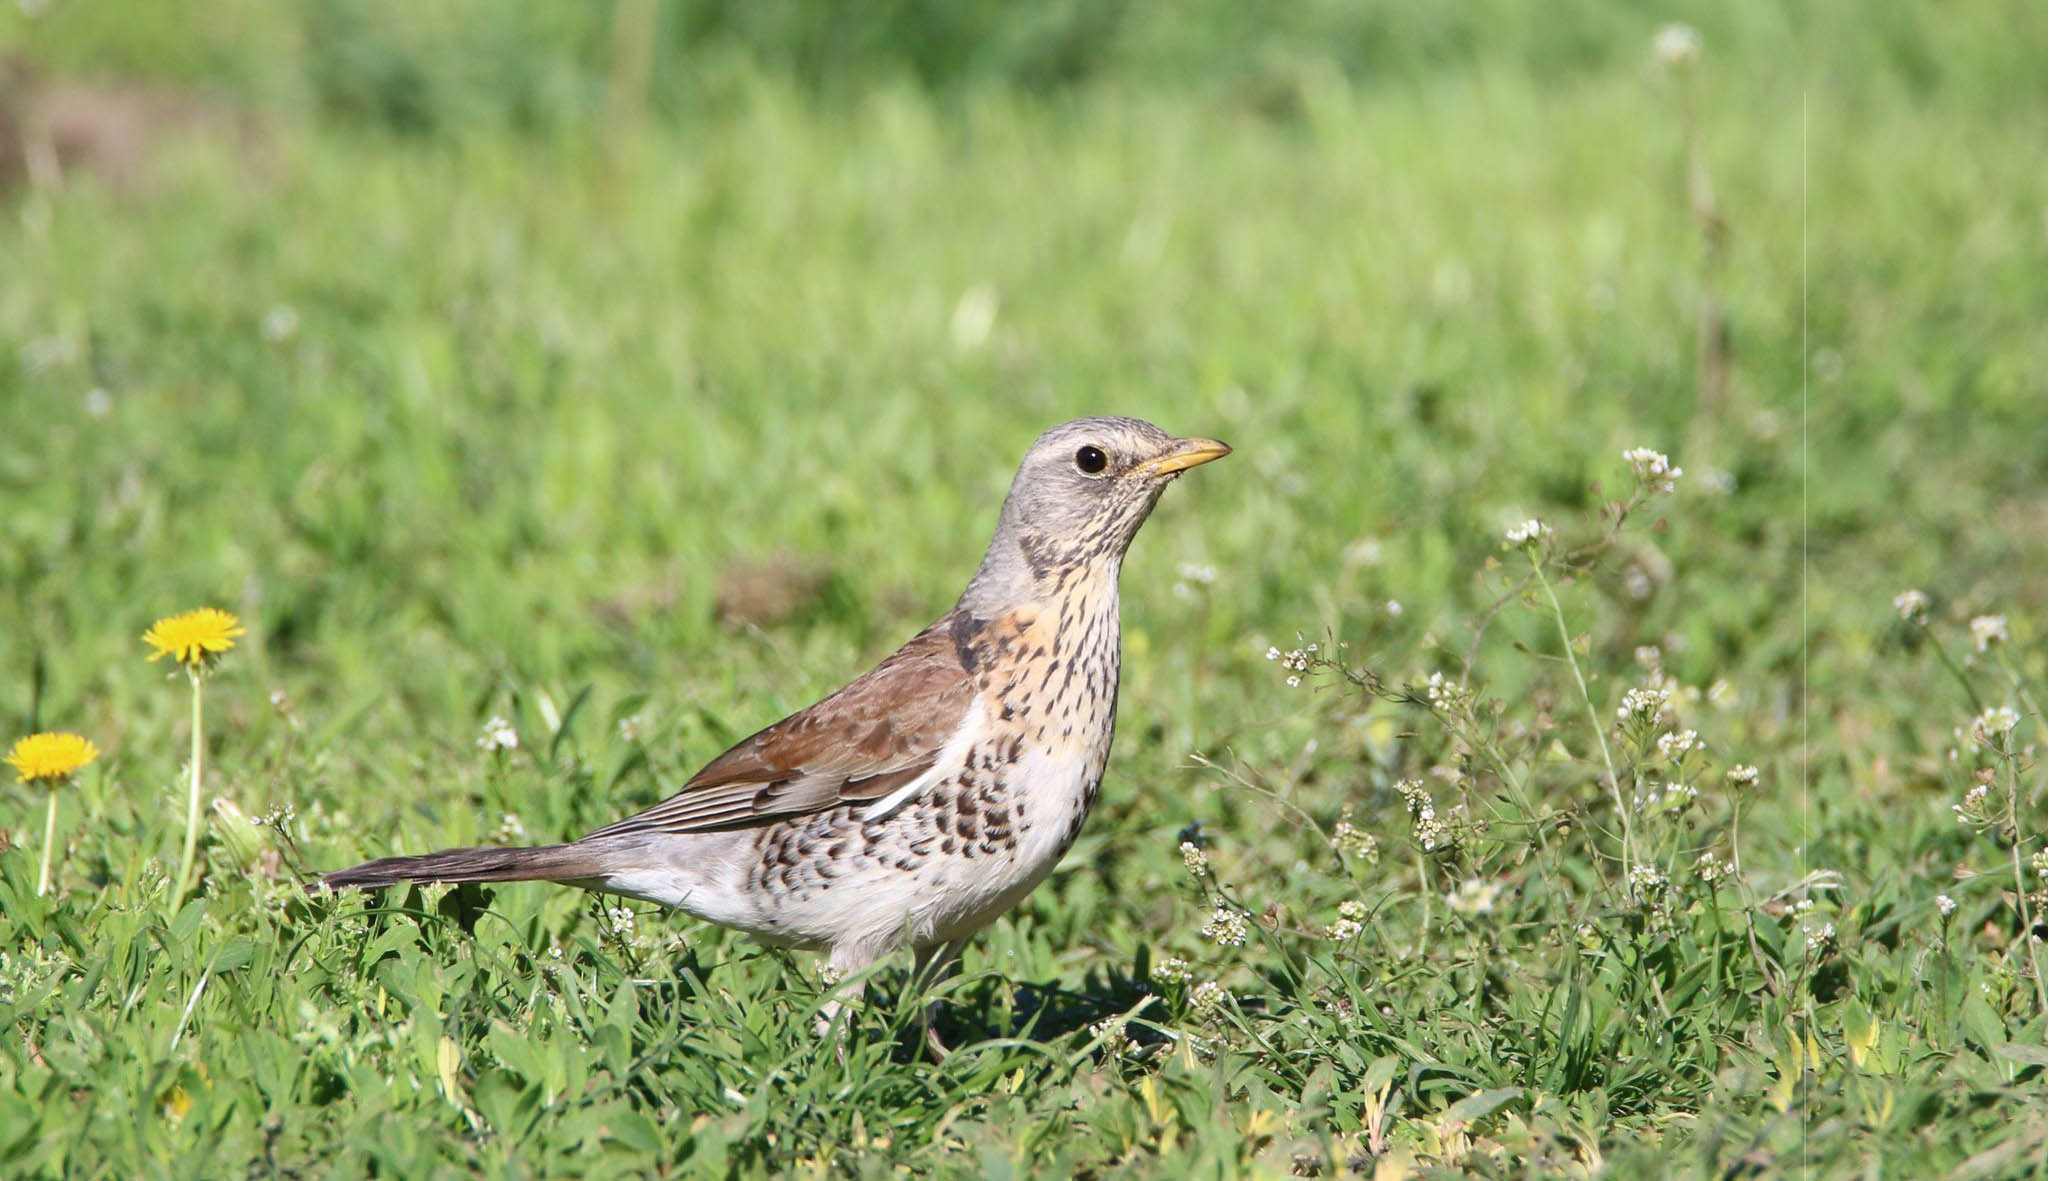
[{"xmin": 582, "ymin": 615, "xmax": 976, "ymax": 839}]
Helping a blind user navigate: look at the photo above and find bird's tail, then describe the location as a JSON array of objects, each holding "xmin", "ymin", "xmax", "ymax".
[{"xmin": 317, "ymin": 842, "xmax": 614, "ymax": 892}]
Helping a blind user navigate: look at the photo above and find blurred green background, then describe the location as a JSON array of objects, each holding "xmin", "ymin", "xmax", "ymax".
[
  {"xmin": 4, "ymin": 0, "xmax": 2040, "ymax": 732},
  {"xmin": 0, "ymin": 1, "xmax": 2043, "ymax": 1175}
]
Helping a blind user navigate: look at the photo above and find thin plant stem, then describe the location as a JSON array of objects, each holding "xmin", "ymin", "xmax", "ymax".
[
  {"xmin": 171, "ymin": 668, "xmax": 205, "ymax": 915},
  {"xmin": 1916, "ymin": 621, "xmax": 1985, "ymax": 714},
  {"xmin": 37, "ymin": 791, "xmax": 57, "ymax": 896},
  {"xmin": 1528, "ymin": 547, "xmax": 1637, "ymax": 872}
]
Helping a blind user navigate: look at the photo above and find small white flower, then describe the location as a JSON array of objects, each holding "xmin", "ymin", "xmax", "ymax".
[
  {"xmin": 1894, "ymin": 589, "xmax": 1931, "ymax": 623},
  {"xmin": 1180, "ymin": 841, "xmax": 1209, "ymax": 876},
  {"xmin": 1202, "ymin": 905, "xmax": 1248, "ymax": 947},
  {"xmin": 1323, "ymin": 916, "xmax": 1364, "ymax": 941},
  {"xmin": 1653, "ymin": 782, "xmax": 1699, "ymax": 811},
  {"xmin": 1970, "ymin": 705, "xmax": 2021, "ymax": 742},
  {"xmin": 1655, "ymin": 729, "xmax": 1705, "ymax": 762},
  {"xmin": 1177, "ymin": 562, "xmax": 1218, "ymax": 586},
  {"xmin": 1617, "ymin": 686, "xmax": 1673, "ymax": 723},
  {"xmin": 1953, "ymin": 782, "xmax": 1993, "ymax": 826},
  {"xmin": 1805, "ymin": 922, "xmax": 1836, "ymax": 952},
  {"xmin": 1422, "ymin": 671, "xmax": 1470, "ymax": 711},
  {"xmin": 1503, "ymin": 518, "xmax": 1554, "ymax": 545},
  {"xmin": 1385, "ymin": 599, "xmax": 1403, "ymax": 618},
  {"xmin": 1265, "ymin": 646, "xmax": 1281, "ymax": 661},
  {"xmin": 1189, "ymin": 980, "xmax": 1226, "ymax": 1015},
  {"xmin": 1652, "ymin": 23, "xmax": 1702, "ymax": 68},
  {"xmin": 604, "ymin": 905, "xmax": 636, "ymax": 935},
  {"xmin": 1330, "ymin": 821, "xmax": 1378, "ymax": 862},
  {"xmin": 1622, "ymin": 446, "xmax": 1684, "ymax": 492},
  {"xmin": 261, "ymin": 305, "xmax": 300, "ymax": 343},
  {"xmin": 1443, "ymin": 877, "xmax": 1502, "ymax": 916},
  {"xmin": 1285, "ymin": 675, "xmax": 1302, "ymax": 688},
  {"xmin": 476, "ymin": 715, "xmax": 519, "ymax": 752},
  {"xmin": 1694, "ymin": 851, "xmax": 1735, "ymax": 883},
  {"xmin": 1935, "ymin": 894, "xmax": 1956, "ymax": 917},
  {"xmin": 1627, "ymin": 864, "xmax": 1670, "ymax": 908},
  {"xmin": 494, "ymin": 812, "xmax": 527, "ymax": 844},
  {"xmin": 1726, "ymin": 764, "xmax": 1760, "ymax": 787},
  {"xmin": 1152, "ymin": 955, "xmax": 1193, "ymax": 984},
  {"xmin": 1969, "ymin": 614, "xmax": 2009, "ymax": 651}
]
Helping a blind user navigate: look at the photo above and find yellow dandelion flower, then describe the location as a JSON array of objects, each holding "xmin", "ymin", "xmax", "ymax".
[
  {"xmin": 6, "ymin": 731, "xmax": 99, "ymax": 785},
  {"xmin": 143, "ymin": 608, "xmax": 247, "ymax": 668}
]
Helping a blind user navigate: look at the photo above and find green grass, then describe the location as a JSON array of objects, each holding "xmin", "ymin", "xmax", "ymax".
[{"xmin": 1, "ymin": 3, "xmax": 2044, "ymax": 1176}]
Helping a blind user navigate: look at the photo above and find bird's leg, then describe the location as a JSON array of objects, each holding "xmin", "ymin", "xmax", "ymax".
[
  {"xmin": 910, "ymin": 937, "xmax": 970, "ymax": 1062},
  {"xmin": 815, "ymin": 944, "xmax": 877, "ymax": 1042}
]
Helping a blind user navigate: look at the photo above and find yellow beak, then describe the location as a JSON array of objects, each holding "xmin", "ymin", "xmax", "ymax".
[{"xmin": 1135, "ymin": 437, "xmax": 1232, "ymax": 479}]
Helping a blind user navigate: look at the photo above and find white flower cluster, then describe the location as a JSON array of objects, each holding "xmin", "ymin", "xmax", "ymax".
[
  {"xmin": 1621, "ymin": 447, "xmax": 1684, "ymax": 492},
  {"xmin": 1632, "ymin": 782, "xmax": 1699, "ymax": 813},
  {"xmin": 1652, "ymin": 23, "xmax": 1702, "ymax": 68},
  {"xmin": 1180, "ymin": 840, "xmax": 1209, "ymax": 876},
  {"xmin": 1267, "ymin": 643, "xmax": 1316, "ymax": 688},
  {"xmin": 1152, "ymin": 955, "xmax": 1193, "ymax": 985},
  {"xmin": 1616, "ymin": 686, "xmax": 1672, "ymax": 724},
  {"xmin": 1172, "ymin": 562, "xmax": 1219, "ymax": 601},
  {"xmin": 1935, "ymin": 894, "xmax": 1957, "ymax": 918},
  {"xmin": 1969, "ymin": 614, "xmax": 2008, "ymax": 651},
  {"xmin": 1443, "ymin": 878, "xmax": 1501, "ymax": 916},
  {"xmin": 1894, "ymin": 589, "xmax": 1931, "ymax": 624},
  {"xmin": 1503, "ymin": 519, "xmax": 1554, "ymax": 546},
  {"xmin": 477, "ymin": 715, "xmax": 519, "ymax": 753},
  {"xmin": 494, "ymin": 812, "xmax": 527, "ymax": 844},
  {"xmin": 1330, "ymin": 820, "xmax": 1379, "ymax": 862},
  {"xmin": 604, "ymin": 905, "xmax": 637, "ymax": 936},
  {"xmin": 1953, "ymin": 782, "xmax": 1992, "ymax": 826},
  {"xmin": 1188, "ymin": 980, "xmax": 1227, "ymax": 1015},
  {"xmin": 1397, "ymin": 778, "xmax": 1452, "ymax": 851},
  {"xmin": 1324, "ymin": 899, "xmax": 1369, "ymax": 941},
  {"xmin": 1423, "ymin": 671, "xmax": 1470, "ymax": 712},
  {"xmin": 1969, "ymin": 705, "xmax": 2021, "ymax": 743},
  {"xmin": 1694, "ymin": 851, "xmax": 1736, "ymax": 883},
  {"xmin": 1804, "ymin": 922, "xmax": 1836, "ymax": 953},
  {"xmin": 1627, "ymin": 863, "xmax": 1670, "ymax": 903},
  {"xmin": 1089, "ymin": 1017, "xmax": 1143, "ymax": 1058},
  {"xmin": 1654, "ymin": 729, "xmax": 1705, "ymax": 762},
  {"xmin": 1202, "ymin": 905, "xmax": 1248, "ymax": 947},
  {"xmin": 1726, "ymin": 764, "xmax": 1760, "ymax": 787}
]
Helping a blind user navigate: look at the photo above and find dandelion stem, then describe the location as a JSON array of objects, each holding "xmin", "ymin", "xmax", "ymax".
[
  {"xmin": 171, "ymin": 669, "xmax": 205, "ymax": 915},
  {"xmin": 1528, "ymin": 548, "xmax": 1637, "ymax": 872},
  {"xmin": 37, "ymin": 792, "xmax": 57, "ymax": 897}
]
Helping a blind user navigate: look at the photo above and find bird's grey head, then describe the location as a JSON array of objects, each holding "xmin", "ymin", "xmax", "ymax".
[{"xmin": 958, "ymin": 416, "xmax": 1230, "ymax": 616}]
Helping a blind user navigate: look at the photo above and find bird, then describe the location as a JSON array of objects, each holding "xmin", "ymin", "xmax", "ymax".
[{"xmin": 319, "ymin": 416, "xmax": 1229, "ymax": 1002}]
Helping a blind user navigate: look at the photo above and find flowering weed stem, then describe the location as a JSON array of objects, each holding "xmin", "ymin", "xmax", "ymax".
[{"xmin": 1528, "ymin": 547, "xmax": 1637, "ymax": 873}]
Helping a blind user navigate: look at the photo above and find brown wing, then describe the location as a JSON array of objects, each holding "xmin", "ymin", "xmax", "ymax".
[{"xmin": 581, "ymin": 615, "xmax": 976, "ymax": 839}]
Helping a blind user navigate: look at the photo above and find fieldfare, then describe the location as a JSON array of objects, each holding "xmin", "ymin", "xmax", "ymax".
[{"xmin": 321, "ymin": 416, "xmax": 1230, "ymax": 989}]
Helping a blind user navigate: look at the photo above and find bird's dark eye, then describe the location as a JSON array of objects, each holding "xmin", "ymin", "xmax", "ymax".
[{"xmin": 1074, "ymin": 445, "xmax": 1107, "ymax": 474}]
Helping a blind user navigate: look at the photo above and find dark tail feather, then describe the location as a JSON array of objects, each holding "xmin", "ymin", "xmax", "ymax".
[{"xmin": 316, "ymin": 842, "xmax": 612, "ymax": 892}]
